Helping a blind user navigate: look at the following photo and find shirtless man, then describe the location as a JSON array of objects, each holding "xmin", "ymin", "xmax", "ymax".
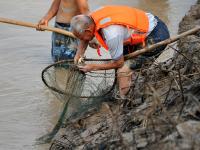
[{"xmin": 38, "ymin": 0, "xmax": 89, "ymax": 62}]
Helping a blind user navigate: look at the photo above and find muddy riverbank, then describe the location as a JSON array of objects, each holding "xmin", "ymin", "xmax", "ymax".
[{"xmin": 49, "ymin": 1, "xmax": 200, "ymax": 150}]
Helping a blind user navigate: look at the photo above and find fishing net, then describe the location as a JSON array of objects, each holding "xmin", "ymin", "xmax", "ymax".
[
  {"xmin": 42, "ymin": 59, "xmax": 116, "ymax": 98},
  {"xmin": 42, "ymin": 59, "xmax": 116, "ymax": 120},
  {"xmin": 37, "ymin": 59, "xmax": 117, "ymax": 143}
]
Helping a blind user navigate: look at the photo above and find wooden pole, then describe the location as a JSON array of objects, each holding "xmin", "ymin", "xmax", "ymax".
[
  {"xmin": 0, "ymin": 17, "xmax": 76, "ymax": 38},
  {"xmin": 1, "ymin": 17, "xmax": 199, "ymax": 60},
  {"xmin": 124, "ymin": 26, "xmax": 200, "ymax": 60}
]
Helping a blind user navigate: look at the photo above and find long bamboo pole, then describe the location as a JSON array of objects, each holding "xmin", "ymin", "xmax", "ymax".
[
  {"xmin": 124, "ymin": 26, "xmax": 200, "ymax": 60},
  {"xmin": 1, "ymin": 17, "xmax": 199, "ymax": 60},
  {"xmin": 0, "ymin": 17, "xmax": 76, "ymax": 38}
]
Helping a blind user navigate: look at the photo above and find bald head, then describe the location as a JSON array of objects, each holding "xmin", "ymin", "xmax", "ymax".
[{"xmin": 70, "ymin": 15, "xmax": 94, "ymax": 37}]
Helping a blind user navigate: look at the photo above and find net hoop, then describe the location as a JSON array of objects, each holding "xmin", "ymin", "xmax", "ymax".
[{"xmin": 41, "ymin": 59, "xmax": 116, "ymax": 99}]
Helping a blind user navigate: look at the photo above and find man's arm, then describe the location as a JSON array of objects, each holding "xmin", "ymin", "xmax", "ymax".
[
  {"xmin": 78, "ymin": 56, "xmax": 124, "ymax": 72},
  {"xmin": 38, "ymin": 0, "xmax": 61, "ymax": 27},
  {"xmin": 74, "ymin": 40, "xmax": 89, "ymax": 64},
  {"xmin": 75, "ymin": 0, "xmax": 89, "ymax": 14}
]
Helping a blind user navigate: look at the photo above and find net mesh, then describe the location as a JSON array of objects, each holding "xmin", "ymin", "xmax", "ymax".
[
  {"xmin": 42, "ymin": 59, "xmax": 116, "ymax": 100},
  {"xmin": 39, "ymin": 47, "xmax": 160, "ymax": 144},
  {"xmin": 37, "ymin": 59, "xmax": 116, "ymax": 143}
]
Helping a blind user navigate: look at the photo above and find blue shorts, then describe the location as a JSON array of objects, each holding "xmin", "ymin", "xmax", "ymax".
[
  {"xmin": 52, "ymin": 22, "xmax": 77, "ymax": 62},
  {"xmin": 124, "ymin": 16, "xmax": 170, "ymax": 70},
  {"xmin": 143, "ymin": 16, "xmax": 170, "ymax": 57}
]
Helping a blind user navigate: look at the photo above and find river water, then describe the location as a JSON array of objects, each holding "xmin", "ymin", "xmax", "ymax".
[{"xmin": 0, "ymin": 0, "xmax": 196, "ymax": 149}]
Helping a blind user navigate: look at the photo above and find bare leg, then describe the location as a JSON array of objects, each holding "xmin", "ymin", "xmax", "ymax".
[{"xmin": 117, "ymin": 65, "xmax": 133, "ymax": 98}]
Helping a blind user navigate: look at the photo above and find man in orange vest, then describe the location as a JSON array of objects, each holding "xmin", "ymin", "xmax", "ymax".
[
  {"xmin": 70, "ymin": 5, "xmax": 170, "ymax": 98},
  {"xmin": 37, "ymin": 0, "xmax": 89, "ymax": 62}
]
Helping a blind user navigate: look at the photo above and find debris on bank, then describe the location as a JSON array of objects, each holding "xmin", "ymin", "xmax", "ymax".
[{"xmin": 50, "ymin": 2, "xmax": 200, "ymax": 150}]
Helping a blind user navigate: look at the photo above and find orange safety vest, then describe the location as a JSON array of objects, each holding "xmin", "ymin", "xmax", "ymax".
[{"xmin": 90, "ymin": 5, "xmax": 149, "ymax": 56}]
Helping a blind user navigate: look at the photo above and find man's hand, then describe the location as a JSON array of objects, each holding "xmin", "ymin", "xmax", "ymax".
[
  {"xmin": 74, "ymin": 54, "xmax": 82, "ymax": 64},
  {"xmin": 36, "ymin": 17, "xmax": 49, "ymax": 31},
  {"xmin": 78, "ymin": 64, "xmax": 94, "ymax": 72}
]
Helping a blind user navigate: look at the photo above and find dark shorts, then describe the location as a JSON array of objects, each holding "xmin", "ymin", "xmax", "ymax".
[
  {"xmin": 124, "ymin": 16, "xmax": 170, "ymax": 70},
  {"xmin": 52, "ymin": 22, "xmax": 78, "ymax": 62}
]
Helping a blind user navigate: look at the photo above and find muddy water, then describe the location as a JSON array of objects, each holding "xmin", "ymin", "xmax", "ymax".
[{"xmin": 0, "ymin": 0, "xmax": 196, "ymax": 149}]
